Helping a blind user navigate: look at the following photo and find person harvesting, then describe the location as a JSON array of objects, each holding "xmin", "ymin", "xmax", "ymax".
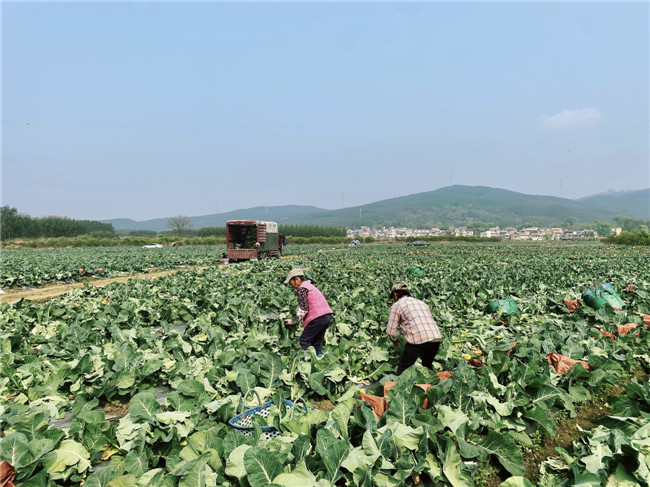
[
  {"xmin": 283, "ymin": 268, "xmax": 333, "ymax": 356},
  {"xmin": 386, "ymin": 281, "xmax": 442, "ymax": 375}
]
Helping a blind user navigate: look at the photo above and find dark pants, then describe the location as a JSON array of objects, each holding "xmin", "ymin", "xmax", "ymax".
[
  {"xmin": 299, "ymin": 314, "xmax": 331, "ymax": 354},
  {"xmin": 396, "ymin": 341, "xmax": 441, "ymax": 375}
]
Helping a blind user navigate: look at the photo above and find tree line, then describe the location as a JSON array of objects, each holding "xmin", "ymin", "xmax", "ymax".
[
  {"xmin": 610, "ymin": 216, "xmax": 650, "ymax": 234},
  {"xmin": 279, "ymin": 225, "xmax": 346, "ymax": 237},
  {"xmin": 1, "ymin": 206, "xmax": 116, "ymax": 241},
  {"xmin": 118, "ymin": 224, "xmax": 346, "ymax": 239},
  {"xmin": 604, "ymin": 232, "xmax": 650, "ymax": 246},
  {"xmin": 603, "ymin": 216, "xmax": 650, "ymax": 246},
  {"xmin": 182, "ymin": 224, "xmax": 346, "ymax": 238}
]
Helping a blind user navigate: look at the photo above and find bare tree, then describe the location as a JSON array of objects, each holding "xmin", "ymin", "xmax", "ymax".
[{"xmin": 167, "ymin": 215, "xmax": 193, "ymax": 237}]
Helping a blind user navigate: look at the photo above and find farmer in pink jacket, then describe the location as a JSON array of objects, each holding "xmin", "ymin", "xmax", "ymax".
[{"xmin": 283, "ymin": 268, "xmax": 333, "ymax": 356}]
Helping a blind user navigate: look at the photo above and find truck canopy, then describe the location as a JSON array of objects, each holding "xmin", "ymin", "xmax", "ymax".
[
  {"xmin": 226, "ymin": 220, "xmax": 278, "ymax": 233},
  {"xmin": 257, "ymin": 221, "xmax": 278, "ymax": 233}
]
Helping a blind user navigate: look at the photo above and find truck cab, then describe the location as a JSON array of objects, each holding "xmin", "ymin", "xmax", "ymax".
[{"xmin": 226, "ymin": 220, "xmax": 284, "ymax": 262}]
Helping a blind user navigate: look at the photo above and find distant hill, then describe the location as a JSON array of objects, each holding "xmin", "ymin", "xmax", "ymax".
[
  {"xmin": 287, "ymin": 186, "xmax": 647, "ymax": 228},
  {"xmin": 105, "ymin": 205, "xmax": 328, "ymax": 232},
  {"xmin": 104, "ymin": 186, "xmax": 649, "ymax": 231},
  {"xmin": 576, "ymin": 189, "xmax": 649, "ymax": 220}
]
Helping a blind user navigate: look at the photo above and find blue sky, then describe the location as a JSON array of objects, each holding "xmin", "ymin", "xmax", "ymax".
[{"xmin": 2, "ymin": 1, "xmax": 648, "ymax": 221}]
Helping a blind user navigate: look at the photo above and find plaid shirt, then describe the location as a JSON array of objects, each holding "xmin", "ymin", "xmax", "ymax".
[{"xmin": 386, "ymin": 296, "xmax": 442, "ymax": 344}]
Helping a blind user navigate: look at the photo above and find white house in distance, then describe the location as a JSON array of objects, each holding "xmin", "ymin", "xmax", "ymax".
[{"xmin": 348, "ymin": 225, "xmax": 607, "ymax": 241}]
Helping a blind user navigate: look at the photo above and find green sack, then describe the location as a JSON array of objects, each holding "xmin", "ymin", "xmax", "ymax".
[
  {"xmin": 581, "ymin": 283, "xmax": 625, "ymax": 310},
  {"xmin": 485, "ymin": 298, "xmax": 520, "ymax": 315}
]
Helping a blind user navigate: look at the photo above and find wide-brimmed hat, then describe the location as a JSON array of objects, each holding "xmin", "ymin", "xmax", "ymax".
[
  {"xmin": 389, "ymin": 281, "xmax": 409, "ymax": 297},
  {"xmin": 284, "ymin": 268, "xmax": 305, "ymax": 284}
]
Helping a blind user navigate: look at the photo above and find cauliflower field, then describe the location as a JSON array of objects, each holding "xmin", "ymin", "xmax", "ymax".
[{"xmin": 1, "ymin": 243, "xmax": 649, "ymax": 486}]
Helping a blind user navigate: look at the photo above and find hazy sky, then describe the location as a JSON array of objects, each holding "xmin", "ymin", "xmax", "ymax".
[{"xmin": 2, "ymin": 1, "xmax": 649, "ymax": 221}]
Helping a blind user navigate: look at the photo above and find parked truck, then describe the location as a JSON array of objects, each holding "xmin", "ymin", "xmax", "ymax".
[{"xmin": 226, "ymin": 220, "xmax": 284, "ymax": 262}]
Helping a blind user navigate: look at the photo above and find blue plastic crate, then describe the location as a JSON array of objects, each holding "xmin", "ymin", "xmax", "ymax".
[{"xmin": 228, "ymin": 398, "xmax": 295, "ymax": 439}]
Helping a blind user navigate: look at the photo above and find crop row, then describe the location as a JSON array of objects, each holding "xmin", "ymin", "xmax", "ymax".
[{"xmin": 0, "ymin": 246, "xmax": 228, "ymax": 288}]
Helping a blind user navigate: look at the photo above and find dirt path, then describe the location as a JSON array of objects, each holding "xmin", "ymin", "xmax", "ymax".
[
  {"xmin": 0, "ymin": 255, "xmax": 296, "ymax": 305},
  {"xmin": 0, "ymin": 267, "xmax": 204, "ymax": 305}
]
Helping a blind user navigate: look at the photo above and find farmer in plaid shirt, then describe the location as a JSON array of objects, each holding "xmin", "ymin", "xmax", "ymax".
[{"xmin": 386, "ymin": 281, "xmax": 442, "ymax": 375}]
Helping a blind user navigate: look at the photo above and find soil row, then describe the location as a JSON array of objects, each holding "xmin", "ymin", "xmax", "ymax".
[{"xmin": 486, "ymin": 366, "xmax": 649, "ymax": 486}]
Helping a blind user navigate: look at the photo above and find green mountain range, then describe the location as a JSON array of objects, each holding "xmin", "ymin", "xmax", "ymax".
[
  {"xmin": 104, "ymin": 186, "xmax": 649, "ymax": 231},
  {"xmin": 576, "ymin": 189, "xmax": 650, "ymax": 220}
]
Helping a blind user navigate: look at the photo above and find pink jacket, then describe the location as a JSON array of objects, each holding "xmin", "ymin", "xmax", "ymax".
[{"xmin": 299, "ymin": 281, "xmax": 333, "ymax": 328}]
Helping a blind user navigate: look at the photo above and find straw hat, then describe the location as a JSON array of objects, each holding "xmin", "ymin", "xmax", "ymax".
[{"xmin": 284, "ymin": 268, "xmax": 305, "ymax": 284}]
